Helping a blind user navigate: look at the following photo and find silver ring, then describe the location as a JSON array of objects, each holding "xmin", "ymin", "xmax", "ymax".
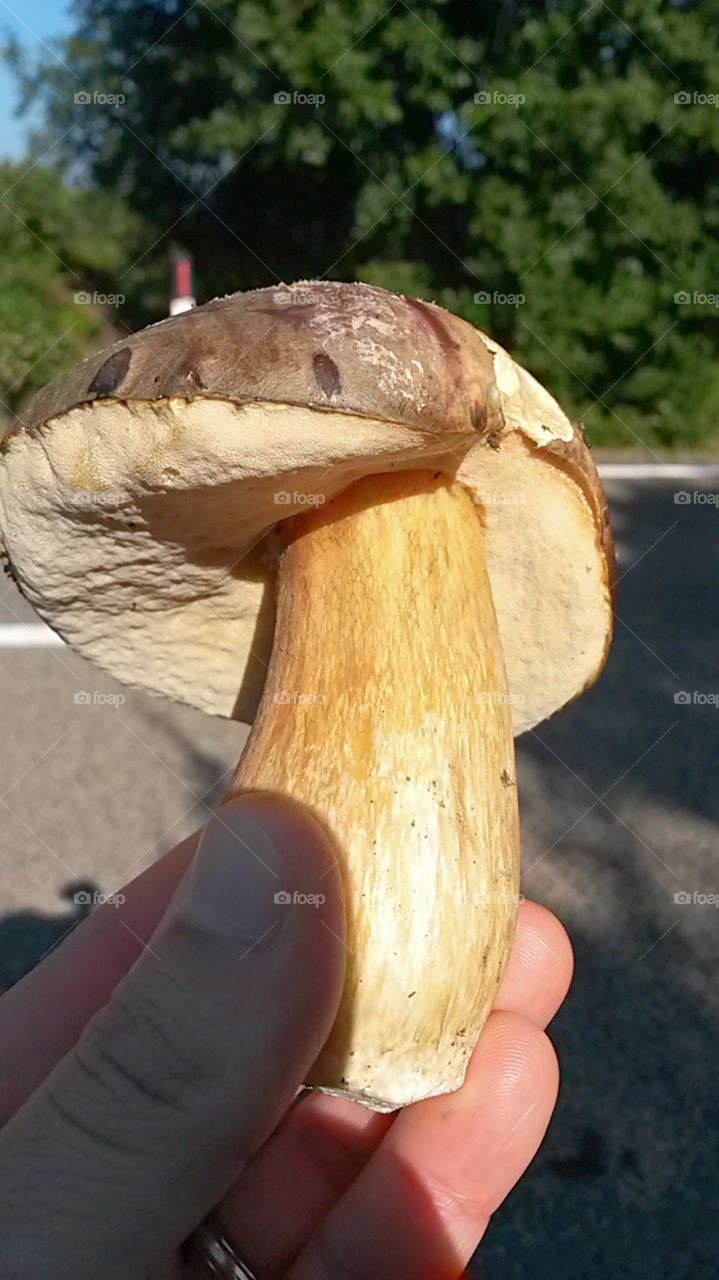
[
  {"xmin": 183, "ymin": 1089, "xmax": 313, "ymax": 1277},
  {"xmin": 183, "ymin": 1214, "xmax": 259, "ymax": 1279}
]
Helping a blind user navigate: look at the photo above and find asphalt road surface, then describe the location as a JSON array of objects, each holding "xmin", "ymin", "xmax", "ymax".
[{"xmin": 1, "ymin": 465, "xmax": 717, "ymax": 1279}]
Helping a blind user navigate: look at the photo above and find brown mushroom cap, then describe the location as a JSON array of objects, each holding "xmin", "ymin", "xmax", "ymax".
[{"xmin": 0, "ymin": 280, "xmax": 614, "ymax": 733}]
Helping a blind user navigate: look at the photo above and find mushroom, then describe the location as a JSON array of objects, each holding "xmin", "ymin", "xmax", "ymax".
[{"xmin": 0, "ymin": 281, "xmax": 614, "ymax": 1111}]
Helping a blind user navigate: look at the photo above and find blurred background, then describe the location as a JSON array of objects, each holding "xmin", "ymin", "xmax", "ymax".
[{"xmin": 1, "ymin": 2, "xmax": 718, "ymax": 1277}]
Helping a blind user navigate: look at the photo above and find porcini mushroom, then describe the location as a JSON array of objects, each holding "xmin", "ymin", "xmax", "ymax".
[{"xmin": 0, "ymin": 281, "xmax": 614, "ymax": 1111}]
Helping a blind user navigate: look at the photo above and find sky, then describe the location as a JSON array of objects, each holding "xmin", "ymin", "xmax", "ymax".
[{"xmin": 0, "ymin": 0, "xmax": 72, "ymax": 159}]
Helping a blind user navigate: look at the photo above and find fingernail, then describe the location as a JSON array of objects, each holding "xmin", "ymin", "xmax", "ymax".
[{"xmin": 172, "ymin": 803, "xmax": 289, "ymax": 944}]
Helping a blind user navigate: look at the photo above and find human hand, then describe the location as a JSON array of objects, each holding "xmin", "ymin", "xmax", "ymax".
[{"xmin": 0, "ymin": 794, "xmax": 572, "ymax": 1278}]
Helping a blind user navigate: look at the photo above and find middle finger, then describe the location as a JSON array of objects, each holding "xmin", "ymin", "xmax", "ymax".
[{"xmin": 216, "ymin": 898, "xmax": 571, "ymax": 1277}]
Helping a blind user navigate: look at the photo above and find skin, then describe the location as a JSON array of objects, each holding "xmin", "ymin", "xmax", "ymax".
[{"xmin": 0, "ymin": 796, "xmax": 572, "ymax": 1278}]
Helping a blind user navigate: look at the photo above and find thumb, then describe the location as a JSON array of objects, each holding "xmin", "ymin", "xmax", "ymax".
[{"xmin": 0, "ymin": 794, "xmax": 345, "ymax": 1280}]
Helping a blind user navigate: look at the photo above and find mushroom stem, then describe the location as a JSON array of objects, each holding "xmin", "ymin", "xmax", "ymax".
[{"xmin": 228, "ymin": 470, "xmax": 520, "ymax": 1110}]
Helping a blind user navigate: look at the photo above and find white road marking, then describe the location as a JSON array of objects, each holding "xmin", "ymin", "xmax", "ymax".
[
  {"xmin": 599, "ymin": 463, "xmax": 719, "ymax": 479},
  {"xmin": 0, "ymin": 624, "xmax": 65, "ymax": 647}
]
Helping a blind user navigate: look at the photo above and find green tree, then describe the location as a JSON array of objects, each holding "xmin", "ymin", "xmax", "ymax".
[
  {"xmin": 0, "ymin": 160, "xmax": 135, "ymax": 420},
  {"xmin": 10, "ymin": 0, "xmax": 719, "ymax": 447}
]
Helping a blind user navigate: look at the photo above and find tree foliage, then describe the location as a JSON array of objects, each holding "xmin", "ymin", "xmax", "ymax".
[
  {"xmin": 0, "ymin": 161, "xmax": 135, "ymax": 419},
  {"xmin": 9, "ymin": 0, "xmax": 719, "ymax": 447}
]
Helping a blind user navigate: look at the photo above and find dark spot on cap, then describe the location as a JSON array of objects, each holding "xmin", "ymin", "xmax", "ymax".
[
  {"xmin": 313, "ymin": 352, "xmax": 341, "ymax": 399},
  {"xmin": 470, "ymin": 398, "xmax": 486, "ymax": 431},
  {"xmin": 89, "ymin": 347, "xmax": 132, "ymax": 397}
]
